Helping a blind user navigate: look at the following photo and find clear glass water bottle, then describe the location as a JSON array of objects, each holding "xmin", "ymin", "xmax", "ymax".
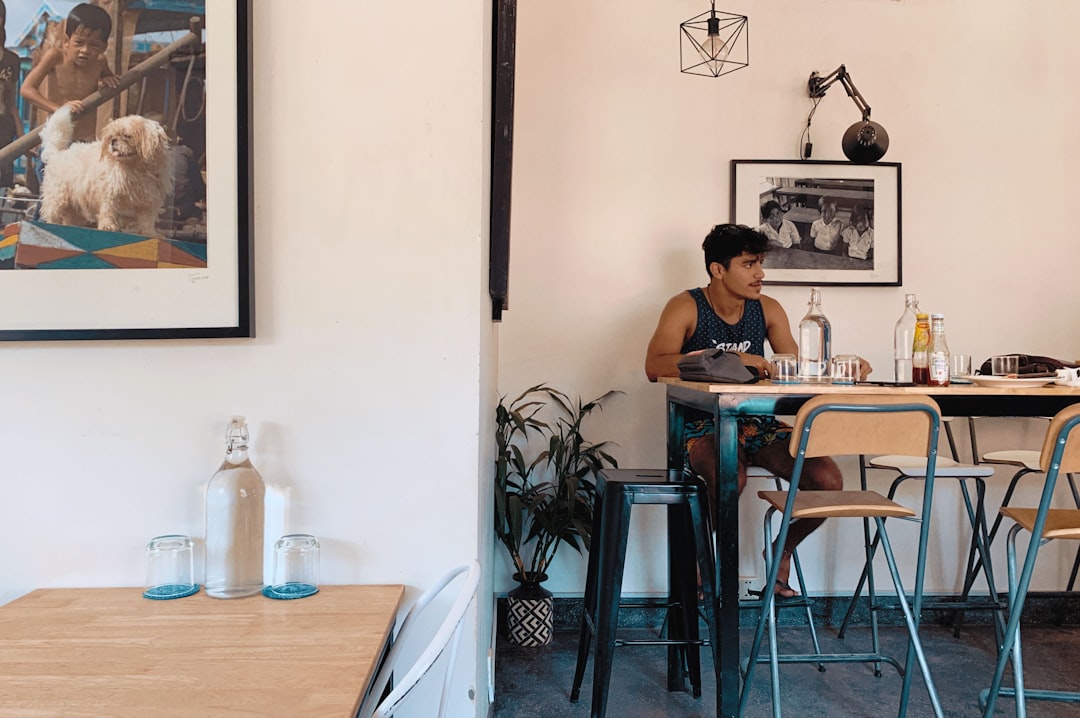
[
  {"xmin": 205, "ymin": 416, "xmax": 265, "ymax": 598},
  {"xmin": 798, "ymin": 287, "xmax": 832, "ymax": 383},
  {"xmin": 893, "ymin": 293, "xmax": 919, "ymax": 383},
  {"xmin": 927, "ymin": 313, "xmax": 951, "ymax": 387}
]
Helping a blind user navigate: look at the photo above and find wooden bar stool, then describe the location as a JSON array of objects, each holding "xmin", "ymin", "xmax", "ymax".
[
  {"xmin": 743, "ymin": 466, "xmax": 825, "ymax": 669},
  {"xmin": 961, "ymin": 416, "xmax": 1080, "ymax": 596},
  {"xmin": 570, "ymin": 469, "xmax": 718, "ymax": 718},
  {"xmin": 980, "ymin": 404, "xmax": 1080, "ymax": 716},
  {"xmin": 739, "ymin": 395, "xmax": 944, "ymax": 718},
  {"xmin": 835, "ymin": 454, "xmax": 1002, "ymax": 644}
]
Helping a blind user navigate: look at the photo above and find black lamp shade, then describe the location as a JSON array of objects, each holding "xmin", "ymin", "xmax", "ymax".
[{"xmin": 842, "ymin": 120, "xmax": 889, "ymax": 163}]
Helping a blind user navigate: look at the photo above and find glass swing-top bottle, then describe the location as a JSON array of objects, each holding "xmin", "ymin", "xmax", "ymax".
[
  {"xmin": 797, "ymin": 287, "xmax": 832, "ymax": 383},
  {"xmin": 893, "ymin": 293, "xmax": 919, "ymax": 383},
  {"xmin": 204, "ymin": 416, "xmax": 265, "ymax": 599}
]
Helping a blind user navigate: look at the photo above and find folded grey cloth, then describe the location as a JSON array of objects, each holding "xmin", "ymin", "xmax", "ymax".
[{"xmin": 677, "ymin": 349, "xmax": 758, "ymax": 384}]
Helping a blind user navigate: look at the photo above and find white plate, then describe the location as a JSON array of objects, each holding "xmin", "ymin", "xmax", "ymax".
[{"xmin": 955, "ymin": 375, "xmax": 1055, "ymax": 388}]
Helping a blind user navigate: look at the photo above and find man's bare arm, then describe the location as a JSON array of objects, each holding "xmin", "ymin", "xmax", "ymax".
[
  {"xmin": 645, "ymin": 293, "xmax": 696, "ymax": 381},
  {"xmin": 762, "ymin": 295, "xmax": 797, "ymax": 355}
]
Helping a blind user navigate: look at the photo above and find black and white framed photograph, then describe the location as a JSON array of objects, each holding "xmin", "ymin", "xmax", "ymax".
[
  {"xmin": 0, "ymin": 0, "xmax": 252, "ymax": 340},
  {"xmin": 730, "ymin": 159, "xmax": 901, "ymax": 286}
]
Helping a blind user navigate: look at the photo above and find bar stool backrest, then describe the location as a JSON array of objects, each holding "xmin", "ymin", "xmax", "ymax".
[
  {"xmin": 789, "ymin": 394, "xmax": 941, "ymax": 459},
  {"xmin": 1039, "ymin": 404, "xmax": 1080, "ymax": 474}
]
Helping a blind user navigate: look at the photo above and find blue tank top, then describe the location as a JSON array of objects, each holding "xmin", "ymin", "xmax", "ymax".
[{"xmin": 681, "ymin": 288, "xmax": 767, "ymax": 356}]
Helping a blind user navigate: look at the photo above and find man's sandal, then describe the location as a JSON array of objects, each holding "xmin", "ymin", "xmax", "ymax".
[{"xmin": 748, "ymin": 579, "xmax": 800, "ymax": 601}]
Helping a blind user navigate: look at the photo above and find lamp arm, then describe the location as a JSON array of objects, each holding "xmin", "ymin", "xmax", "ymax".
[{"xmin": 808, "ymin": 64, "xmax": 873, "ymax": 122}]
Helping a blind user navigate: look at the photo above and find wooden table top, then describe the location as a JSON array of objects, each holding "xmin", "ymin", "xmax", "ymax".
[
  {"xmin": 660, "ymin": 376, "xmax": 1080, "ymax": 397},
  {"xmin": 0, "ymin": 584, "xmax": 405, "ymax": 717}
]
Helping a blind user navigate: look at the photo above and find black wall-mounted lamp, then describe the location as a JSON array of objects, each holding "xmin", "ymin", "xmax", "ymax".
[
  {"xmin": 806, "ymin": 65, "xmax": 889, "ymax": 163},
  {"xmin": 680, "ymin": 1, "xmax": 748, "ymax": 78}
]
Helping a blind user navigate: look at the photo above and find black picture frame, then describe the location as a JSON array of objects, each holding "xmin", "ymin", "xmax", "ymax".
[
  {"xmin": 0, "ymin": 0, "xmax": 253, "ymax": 340},
  {"xmin": 730, "ymin": 159, "xmax": 902, "ymax": 287}
]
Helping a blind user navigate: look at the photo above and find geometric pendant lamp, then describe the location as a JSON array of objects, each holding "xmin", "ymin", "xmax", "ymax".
[{"xmin": 679, "ymin": 1, "xmax": 748, "ymax": 78}]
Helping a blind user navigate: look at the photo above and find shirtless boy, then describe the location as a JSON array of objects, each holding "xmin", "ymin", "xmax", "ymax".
[
  {"xmin": 645, "ymin": 224, "xmax": 869, "ymax": 597},
  {"xmin": 21, "ymin": 3, "xmax": 120, "ymax": 143}
]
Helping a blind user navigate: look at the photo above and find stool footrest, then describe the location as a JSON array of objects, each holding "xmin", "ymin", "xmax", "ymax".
[
  {"xmin": 980, "ymin": 686, "xmax": 1080, "ymax": 706},
  {"xmin": 617, "ymin": 599, "xmax": 679, "ymax": 610},
  {"xmin": 614, "ymin": 637, "xmax": 709, "ymax": 647},
  {"xmin": 869, "ymin": 598, "xmax": 1004, "ymax": 612},
  {"xmin": 758, "ymin": 652, "xmax": 904, "ymax": 674}
]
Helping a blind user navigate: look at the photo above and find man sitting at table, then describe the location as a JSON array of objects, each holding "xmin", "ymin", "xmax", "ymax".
[{"xmin": 644, "ymin": 223, "xmax": 870, "ymax": 598}]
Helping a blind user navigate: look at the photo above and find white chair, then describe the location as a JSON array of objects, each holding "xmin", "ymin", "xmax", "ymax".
[{"xmin": 360, "ymin": 560, "xmax": 481, "ymax": 718}]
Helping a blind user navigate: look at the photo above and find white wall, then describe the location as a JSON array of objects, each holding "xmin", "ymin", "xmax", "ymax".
[
  {"xmin": 499, "ymin": 0, "xmax": 1080, "ymax": 597},
  {"xmin": 0, "ymin": 2, "xmax": 493, "ymax": 717}
]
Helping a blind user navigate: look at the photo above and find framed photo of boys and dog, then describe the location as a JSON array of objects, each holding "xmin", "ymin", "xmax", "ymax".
[
  {"xmin": 731, "ymin": 159, "xmax": 902, "ymax": 287},
  {"xmin": 0, "ymin": 0, "xmax": 252, "ymax": 340}
]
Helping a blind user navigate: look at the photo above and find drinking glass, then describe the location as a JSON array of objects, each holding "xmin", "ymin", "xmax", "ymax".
[
  {"xmin": 771, "ymin": 353, "xmax": 798, "ymax": 384},
  {"xmin": 830, "ymin": 355, "xmax": 860, "ymax": 385},
  {"xmin": 991, "ymin": 355, "xmax": 1020, "ymax": 376},
  {"xmin": 951, "ymin": 354, "xmax": 972, "ymax": 378},
  {"xmin": 144, "ymin": 534, "xmax": 198, "ymax": 600},
  {"xmin": 269, "ymin": 534, "xmax": 320, "ymax": 598}
]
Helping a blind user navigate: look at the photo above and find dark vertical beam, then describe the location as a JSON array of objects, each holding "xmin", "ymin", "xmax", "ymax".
[{"xmin": 489, "ymin": 0, "xmax": 516, "ymax": 320}]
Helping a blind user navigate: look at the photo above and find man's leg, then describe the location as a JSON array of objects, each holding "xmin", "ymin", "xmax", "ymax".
[
  {"xmin": 688, "ymin": 433, "xmax": 747, "ymax": 526},
  {"xmin": 751, "ymin": 442, "xmax": 843, "ymax": 595}
]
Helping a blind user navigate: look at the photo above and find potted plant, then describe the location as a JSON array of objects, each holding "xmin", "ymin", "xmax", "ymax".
[{"xmin": 494, "ymin": 383, "xmax": 620, "ymax": 646}]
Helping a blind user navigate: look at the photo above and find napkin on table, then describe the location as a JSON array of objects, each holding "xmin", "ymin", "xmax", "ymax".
[{"xmin": 677, "ymin": 349, "xmax": 759, "ymax": 384}]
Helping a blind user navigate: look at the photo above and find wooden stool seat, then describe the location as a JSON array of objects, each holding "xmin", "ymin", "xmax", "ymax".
[
  {"xmin": 757, "ymin": 489, "xmax": 916, "ymax": 519},
  {"xmin": 999, "ymin": 507, "xmax": 1080, "ymax": 540}
]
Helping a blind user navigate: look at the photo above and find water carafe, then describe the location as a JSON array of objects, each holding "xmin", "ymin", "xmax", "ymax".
[
  {"xmin": 205, "ymin": 416, "xmax": 265, "ymax": 598},
  {"xmin": 893, "ymin": 293, "xmax": 918, "ymax": 383},
  {"xmin": 798, "ymin": 287, "xmax": 832, "ymax": 383}
]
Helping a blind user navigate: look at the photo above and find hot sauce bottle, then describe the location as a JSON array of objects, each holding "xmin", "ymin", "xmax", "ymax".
[{"xmin": 912, "ymin": 313, "xmax": 930, "ymax": 385}]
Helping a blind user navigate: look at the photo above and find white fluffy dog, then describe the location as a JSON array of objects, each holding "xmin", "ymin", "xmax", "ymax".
[{"xmin": 39, "ymin": 107, "xmax": 172, "ymax": 236}]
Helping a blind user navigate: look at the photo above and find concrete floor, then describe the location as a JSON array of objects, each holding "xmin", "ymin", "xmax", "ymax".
[{"xmin": 494, "ymin": 611, "xmax": 1080, "ymax": 717}]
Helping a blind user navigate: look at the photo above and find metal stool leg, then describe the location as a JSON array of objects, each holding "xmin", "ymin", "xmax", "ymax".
[
  {"xmin": 687, "ymin": 491, "xmax": 720, "ymax": 696},
  {"xmin": 766, "ymin": 475, "xmax": 824, "ymax": 669},
  {"xmin": 965, "ymin": 467, "xmax": 1037, "ymax": 593},
  {"xmin": 671, "ymin": 502, "xmax": 703, "ymax": 696},
  {"xmin": 589, "ymin": 488, "xmax": 632, "ymax": 718},
  {"xmin": 1067, "ymin": 474, "xmax": 1080, "ymax": 591},
  {"xmin": 877, "ymin": 519, "xmax": 944, "ymax": 718},
  {"xmin": 952, "ymin": 477, "xmax": 1005, "ymax": 639},
  {"xmin": 837, "ymin": 472, "xmax": 908, "ymax": 645},
  {"xmin": 571, "ymin": 484, "xmax": 606, "ymax": 702}
]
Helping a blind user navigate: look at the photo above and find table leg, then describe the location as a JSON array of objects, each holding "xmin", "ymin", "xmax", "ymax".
[
  {"xmin": 666, "ymin": 398, "xmax": 689, "ymax": 692},
  {"xmin": 715, "ymin": 411, "xmax": 741, "ymax": 718}
]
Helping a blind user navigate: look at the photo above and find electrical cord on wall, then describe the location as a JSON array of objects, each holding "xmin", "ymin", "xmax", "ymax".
[{"xmin": 800, "ymin": 96, "xmax": 821, "ymax": 160}]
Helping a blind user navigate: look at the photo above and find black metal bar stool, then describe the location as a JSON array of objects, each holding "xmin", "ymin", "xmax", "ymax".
[{"xmin": 570, "ymin": 468, "xmax": 718, "ymax": 718}]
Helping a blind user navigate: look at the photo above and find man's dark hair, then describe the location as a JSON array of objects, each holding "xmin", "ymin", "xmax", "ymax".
[
  {"xmin": 760, "ymin": 200, "xmax": 782, "ymax": 221},
  {"xmin": 67, "ymin": 3, "xmax": 112, "ymax": 40},
  {"xmin": 702, "ymin": 224, "xmax": 768, "ymax": 275}
]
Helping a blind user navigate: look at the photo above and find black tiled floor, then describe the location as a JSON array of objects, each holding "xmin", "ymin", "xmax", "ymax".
[{"xmin": 495, "ymin": 620, "xmax": 1080, "ymax": 717}]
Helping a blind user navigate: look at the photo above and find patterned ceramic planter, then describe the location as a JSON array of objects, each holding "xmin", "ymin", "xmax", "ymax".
[{"xmin": 506, "ymin": 572, "xmax": 553, "ymax": 647}]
